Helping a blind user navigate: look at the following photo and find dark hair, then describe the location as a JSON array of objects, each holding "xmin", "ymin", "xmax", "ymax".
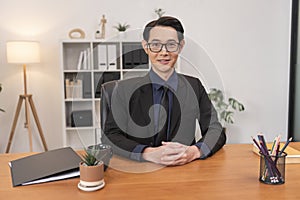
[{"xmin": 143, "ymin": 16, "xmax": 184, "ymax": 42}]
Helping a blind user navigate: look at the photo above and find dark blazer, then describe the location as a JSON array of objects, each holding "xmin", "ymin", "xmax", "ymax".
[{"xmin": 102, "ymin": 73, "xmax": 226, "ymax": 159}]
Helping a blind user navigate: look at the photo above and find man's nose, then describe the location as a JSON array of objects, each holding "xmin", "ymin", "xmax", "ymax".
[{"xmin": 160, "ymin": 45, "xmax": 168, "ymax": 53}]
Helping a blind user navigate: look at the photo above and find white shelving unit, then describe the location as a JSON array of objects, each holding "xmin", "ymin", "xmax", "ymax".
[{"xmin": 60, "ymin": 39, "xmax": 149, "ymax": 149}]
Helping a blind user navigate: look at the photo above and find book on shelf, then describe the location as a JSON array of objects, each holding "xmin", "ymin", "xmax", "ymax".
[
  {"xmin": 82, "ymin": 50, "xmax": 87, "ymax": 70},
  {"xmin": 77, "ymin": 48, "xmax": 91, "ymax": 70},
  {"xmin": 77, "ymin": 51, "xmax": 84, "ymax": 70},
  {"xmin": 252, "ymin": 143, "xmax": 300, "ymax": 164}
]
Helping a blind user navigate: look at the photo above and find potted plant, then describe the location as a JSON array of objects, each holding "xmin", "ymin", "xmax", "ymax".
[
  {"xmin": 208, "ymin": 88, "xmax": 245, "ymax": 129},
  {"xmin": 78, "ymin": 149, "xmax": 105, "ymax": 191},
  {"xmin": 0, "ymin": 83, "xmax": 5, "ymax": 112},
  {"xmin": 154, "ymin": 8, "xmax": 165, "ymax": 18},
  {"xmin": 113, "ymin": 22, "xmax": 130, "ymax": 32}
]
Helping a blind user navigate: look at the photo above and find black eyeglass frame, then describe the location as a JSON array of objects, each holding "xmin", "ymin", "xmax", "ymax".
[{"xmin": 146, "ymin": 42, "xmax": 181, "ymax": 53}]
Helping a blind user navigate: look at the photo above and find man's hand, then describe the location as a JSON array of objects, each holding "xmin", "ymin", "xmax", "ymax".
[{"xmin": 142, "ymin": 142, "xmax": 201, "ymax": 166}]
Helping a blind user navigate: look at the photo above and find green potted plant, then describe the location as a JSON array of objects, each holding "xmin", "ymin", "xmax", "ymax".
[
  {"xmin": 154, "ymin": 8, "xmax": 165, "ymax": 18},
  {"xmin": 78, "ymin": 149, "xmax": 105, "ymax": 191},
  {"xmin": 0, "ymin": 83, "xmax": 5, "ymax": 112},
  {"xmin": 208, "ymin": 88, "xmax": 245, "ymax": 128},
  {"xmin": 113, "ymin": 22, "xmax": 130, "ymax": 32}
]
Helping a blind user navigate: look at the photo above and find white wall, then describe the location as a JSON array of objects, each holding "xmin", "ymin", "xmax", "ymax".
[{"xmin": 0, "ymin": 0, "xmax": 291, "ymax": 152}]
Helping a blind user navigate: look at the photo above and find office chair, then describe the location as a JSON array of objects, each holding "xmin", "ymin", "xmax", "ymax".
[{"xmin": 100, "ymin": 80, "xmax": 118, "ymax": 133}]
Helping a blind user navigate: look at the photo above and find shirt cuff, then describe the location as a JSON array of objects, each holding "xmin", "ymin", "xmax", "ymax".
[
  {"xmin": 130, "ymin": 144, "xmax": 149, "ymax": 161},
  {"xmin": 194, "ymin": 142, "xmax": 211, "ymax": 159}
]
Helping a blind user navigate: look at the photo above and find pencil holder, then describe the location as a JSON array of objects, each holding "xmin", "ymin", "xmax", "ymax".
[{"xmin": 259, "ymin": 151, "xmax": 287, "ymax": 184}]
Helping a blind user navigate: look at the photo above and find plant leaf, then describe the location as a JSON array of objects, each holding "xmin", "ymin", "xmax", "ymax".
[
  {"xmin": 221, "ymin": 111, "xmax": 234, "ymax": 124},
  {"xmin": 208, "ymin": 88, "xmax": 224, "ymax": 102},
  {"xmin": 82, "ymin": 149, "xmax": 99, "ymax": 166},
  {"xmin": 229, "ymin": 98, "xmax": 245, "ymax": 111}
]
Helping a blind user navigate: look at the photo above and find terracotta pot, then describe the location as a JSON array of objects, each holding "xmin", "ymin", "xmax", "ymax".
[{"xmin": 79, "ymin": 161, "xmax": 104, "ymax": 187}]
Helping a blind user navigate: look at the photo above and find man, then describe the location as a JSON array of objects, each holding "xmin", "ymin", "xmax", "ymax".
[{"xmin": 102, "ymin": 16, "xmax": 226, "ymax": 166}]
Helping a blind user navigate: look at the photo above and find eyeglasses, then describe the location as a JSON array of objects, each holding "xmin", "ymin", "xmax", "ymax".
[{"xmin": 147, "ymin": 42, "xmax": 180, "ymax": 53}]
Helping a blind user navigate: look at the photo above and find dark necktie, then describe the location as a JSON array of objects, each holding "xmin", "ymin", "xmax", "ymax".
[{"xmin": 155, "ymin": 86, "xmax": 169, "ymax": 146}]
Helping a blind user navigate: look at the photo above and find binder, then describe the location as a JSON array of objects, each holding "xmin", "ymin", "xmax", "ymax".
[
  {"xmin": 82, "ymin": 73, "xmax": 92, "ymax": 98},
  {"xmin": 87, "ymin": 47, "xmax": 91, "ymax": 70},
  {"xmin": 97, "ymin": 44, "xmax": 107, "ymax": 70},
  {"xmin": 9, "ymin": 147, "xmax": 82, "ymax": 187},
  {"xmin": 122, "ymin": 44, "xmax": 133, "ymax": 69},
  {"xmin": 107, "ymin": 44, "xmax": 117, "ymax": 70}
]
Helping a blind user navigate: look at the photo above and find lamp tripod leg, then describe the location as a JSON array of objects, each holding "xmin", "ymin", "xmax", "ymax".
[
  {"xmin": 5, "ymin": 96, "xmax": 24, "ymax": 153},
  {"xmin": 24, "ymin": 96, "xmax": 33, "ymax": 152},
  {"xmin": 28, "ymin": 95, "xmax": 48, "ymax": 151}
]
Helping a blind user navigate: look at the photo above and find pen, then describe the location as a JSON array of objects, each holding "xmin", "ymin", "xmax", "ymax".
[
  {"xmin": 252, "ymin": 135, "xmax": 281, "ymax": 178},
  {"xmin": 271, "ymin": 136, "xmax": 277, "ymax": 154},
  {"xmin": 279, "ymin": 137, "xmax": 293, "ymax": 155}
]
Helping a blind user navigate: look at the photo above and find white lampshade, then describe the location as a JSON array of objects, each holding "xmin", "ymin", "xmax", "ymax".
[{"xmin": 6, "ymin": 41, "xmax": 40, "ymax": 64}]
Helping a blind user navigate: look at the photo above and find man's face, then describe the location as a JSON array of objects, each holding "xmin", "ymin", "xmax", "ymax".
[{"xmin": 142, "ymin": 26, "xmax": 184, "ymax": 76}]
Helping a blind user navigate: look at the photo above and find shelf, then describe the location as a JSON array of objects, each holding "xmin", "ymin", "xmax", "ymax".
[
  {"xmin": 64, "ymin": 70, "xmax": 92, "ymax": 73},
  {"xmin": 122, "ymin": 69, "xmax": 149, "ymax": 72},
  {"xmin": 61, "ymin": 40, "xmax": 149, "ymax": 148},
  {"xmin": 66, "ymin": 127, "xmax": 94, "ymax": 131},
  {"xmin": 65, "ymin": 98, "xmax": 93, "ymax": 102},
  {"xmin": 92, "ymin": 69, "xmax": 121, "ymax": 72}
]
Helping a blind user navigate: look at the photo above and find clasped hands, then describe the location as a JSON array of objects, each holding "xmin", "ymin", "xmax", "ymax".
[{"xmin": 142, "ymin": 141, "xmax": 201, "ymax": 166}]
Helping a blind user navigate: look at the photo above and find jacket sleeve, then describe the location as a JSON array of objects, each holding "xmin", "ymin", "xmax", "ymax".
[{"xmin": 190, "ymin": 77, "xmax": 226, "ymax": 158}]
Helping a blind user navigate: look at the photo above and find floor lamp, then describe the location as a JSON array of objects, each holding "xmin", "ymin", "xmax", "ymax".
[{"xmin": 5, "ymin": 41, "xmax": 48, "ymax": 153}]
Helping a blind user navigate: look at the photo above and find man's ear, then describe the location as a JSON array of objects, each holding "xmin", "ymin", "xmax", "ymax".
[
  {"xmin": 178, "ymin": 39, "xmax": 185, "ymax": 53},
  {"xmin": 141, "ymin": 40, "xmax": 149, "ymax": 54}
]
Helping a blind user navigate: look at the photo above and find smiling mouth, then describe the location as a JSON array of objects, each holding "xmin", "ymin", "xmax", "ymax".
[{"xmin": 158, "ymin": 59, "xmax": 171, "ymax": 65}]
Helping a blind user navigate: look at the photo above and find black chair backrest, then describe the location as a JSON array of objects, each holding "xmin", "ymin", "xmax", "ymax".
[{"xmin": 100, "ymin": 80, "xmax": 118, "ymax": 132}]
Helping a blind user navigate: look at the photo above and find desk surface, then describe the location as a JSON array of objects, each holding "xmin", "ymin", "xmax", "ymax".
[{"xmin": 1, "ymin": 143, "xmax": 300, "ymax": 200}]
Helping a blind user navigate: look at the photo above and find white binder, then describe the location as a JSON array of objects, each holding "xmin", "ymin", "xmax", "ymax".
[
  {"xmin": 107, "ymin": 44, "xmax": 117, "ymax": 70},
  {"xmin": 97, "ymin": 44, "xmax": 107, "ymax": 70}
]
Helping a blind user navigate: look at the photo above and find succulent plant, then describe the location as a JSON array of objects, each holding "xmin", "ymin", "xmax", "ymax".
[
  {"xmin": 155, "ymin": 8, "xmax": 165, "ymax": 18},
  {"xmin": 114, "ymin": 23, "xmax": 130, "ymax": 32},
  {"xmin": 81, "ymin": 149, "xmax": 99, "ymax": 166}
]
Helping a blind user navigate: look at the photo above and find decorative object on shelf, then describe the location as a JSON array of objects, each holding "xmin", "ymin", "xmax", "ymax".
[
  {"xmin": 5, "ymin": 41, "xmax": 48, "ymax": 153},
  {"xmin": 154, "ymin": 8, "xmax": 165, "ymax": 18},
  {"xmin": 95, "ymin": 30, "xmax": 101, "ymax": 39},
  {"xmin": 114, "ymin": 22, "xmax": 130, "ymax": 39},
  {"xmin": 68, "ymin": 28, "xmax": 85, "ymax": 39},
  {"xmin": 78, "ymin": 149, "xmax": 105, "ymax": 192},
  {"xmin": 208, "ymin": 88, "xmax": 245, "ymax": 125},
  {"xmin": 65, "ymin": 79, "xmax": 83, "ymax": 99},
  {"xmin": 113, "ymin": 22, "xmax": 130, "ymax": 32},
  {"xmin": 71, "ymin": 110, "xmax": 93, "ymax": 127},
  {"xmin": 99, "ymin": 15, "xmax": 107, "ymax": 39},
  {"xmin": 0, "ymin": 83, "xmax": 4, "ymax": 112}
]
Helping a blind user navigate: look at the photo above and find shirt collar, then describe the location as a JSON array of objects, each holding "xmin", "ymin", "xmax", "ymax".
[{"xmin": 149, "ymin": 68, "xmax": 178, "ymax": 91}]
